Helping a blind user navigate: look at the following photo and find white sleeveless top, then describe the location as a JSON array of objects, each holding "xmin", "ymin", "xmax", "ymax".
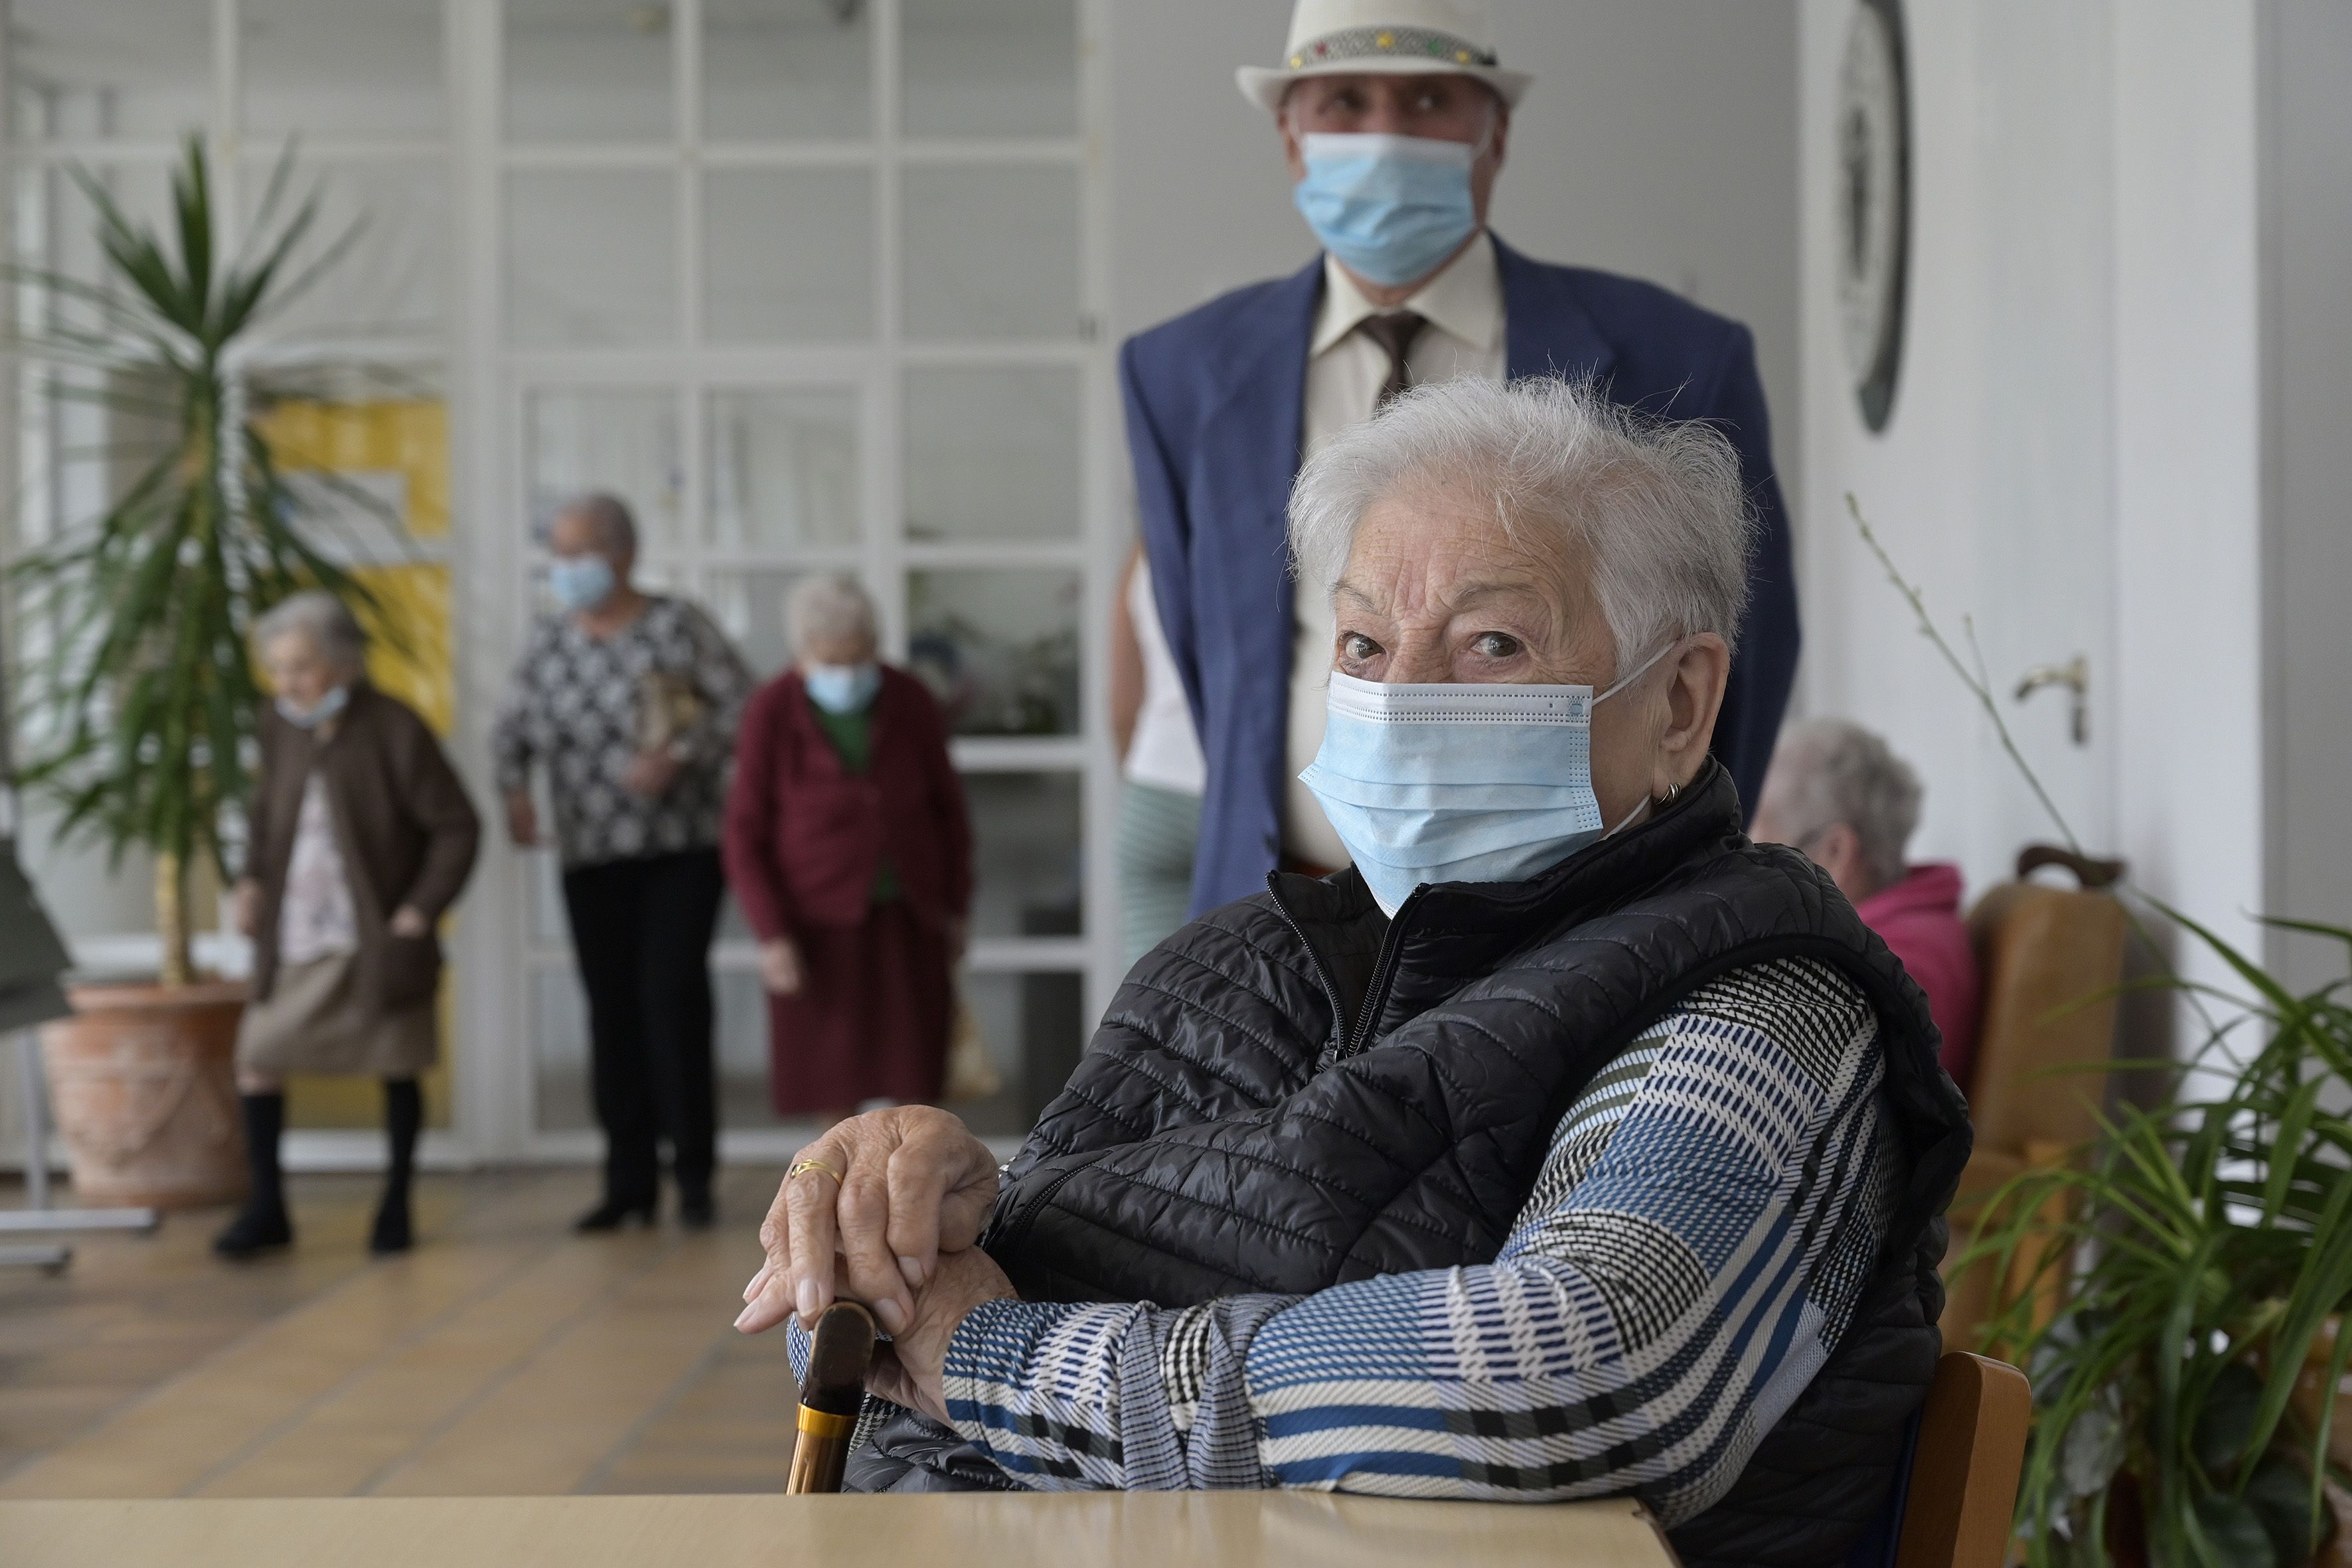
[{"xmin": 1123, "ymin": 558, "xmax": 1206, "ymax": 795}]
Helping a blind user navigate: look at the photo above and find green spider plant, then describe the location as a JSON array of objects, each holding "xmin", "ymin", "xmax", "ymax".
[
  {"xmin": 1966, "ymin": 912, "xmax": 2352, "ymax": 1567},
  {"xmin": 5, "ymin": 135, "xmax": 404, "ymax": 986},
  {"xmin": 1850, "ymin": 496, "xmax": 2352, "ymax": 1567}
]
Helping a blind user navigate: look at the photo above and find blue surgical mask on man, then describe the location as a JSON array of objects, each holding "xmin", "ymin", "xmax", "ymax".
[
  {"xmin": 274, "ymin": 684, "xmax": 351, "ymax": 731},
  {"xmin": 803, "ymin": 661, "xmax": 882, "ymax": 716},
  {"xmin": 548, "ymin": 555, "xmax": 616, "ymax": 613},
  {"xmin": 1298, "ymin": 643, "xmax": 1677, "ymax": 917},
  {"xmin": 1293, "ymin": 131, "xmax": 1482, "ymax": 289}
]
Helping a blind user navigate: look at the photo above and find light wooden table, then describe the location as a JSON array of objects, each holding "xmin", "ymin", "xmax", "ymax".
[{"xmin": 0, "ymin": 1492, "xmax": 1680, "ymax": 1568}]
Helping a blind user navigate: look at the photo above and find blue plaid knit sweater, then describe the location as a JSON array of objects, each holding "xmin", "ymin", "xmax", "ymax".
[{"xmin": 832, "ymin": 956, "xmax": 1895, "ymax": 1524}]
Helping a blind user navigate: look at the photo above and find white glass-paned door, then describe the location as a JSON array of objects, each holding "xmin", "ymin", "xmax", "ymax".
[{"xmin": 499, "ymin": 0, "xmax": 1105, "ymax": 1148}]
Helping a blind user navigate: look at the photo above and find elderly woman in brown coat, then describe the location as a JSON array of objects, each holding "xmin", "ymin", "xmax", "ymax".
[{"xmin": 216, "ymin": 593, "xmax": 480, "ymax": 1260}]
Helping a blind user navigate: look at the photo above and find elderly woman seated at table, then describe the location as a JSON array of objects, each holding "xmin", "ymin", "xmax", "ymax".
[{"xmin": 737, "ymin": 379, "xmax": 1970, "ymax": 1568}]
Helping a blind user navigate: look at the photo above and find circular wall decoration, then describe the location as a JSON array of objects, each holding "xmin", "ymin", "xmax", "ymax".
[{"xmin": 1836, "ymin": 0, "xmax": 1910, "ymax": 433}]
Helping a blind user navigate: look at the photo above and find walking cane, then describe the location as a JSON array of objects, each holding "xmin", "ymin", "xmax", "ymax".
[{"xmin": 786, "ymin": 1300, "xmax": 877, "ymax": 1494}]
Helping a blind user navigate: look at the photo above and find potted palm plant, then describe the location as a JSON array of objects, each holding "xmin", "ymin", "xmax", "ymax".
[
  {"xmin": 5, "ymin": 136, "xmax": 396, "ymax": 1206},
  {"xmin": 1849, "ymin": 498, "xmax": 2352, "ymax": 1568}
]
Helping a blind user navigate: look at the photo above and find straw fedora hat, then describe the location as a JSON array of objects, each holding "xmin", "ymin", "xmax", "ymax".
[{"xmin": 1235, "ymin": 0, "xmax": 1534, "ymax": 113}]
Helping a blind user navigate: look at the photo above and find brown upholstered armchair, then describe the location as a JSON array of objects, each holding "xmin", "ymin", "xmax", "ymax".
[{"xmin": 1938, "ymin": 848, "xmax": 2130, "ymax": 1353}]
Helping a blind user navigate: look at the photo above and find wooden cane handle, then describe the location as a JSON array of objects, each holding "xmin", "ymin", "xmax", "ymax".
[{"xmin": 784, "ymin": 1301, "xmax": 877, "ymax": 1494}]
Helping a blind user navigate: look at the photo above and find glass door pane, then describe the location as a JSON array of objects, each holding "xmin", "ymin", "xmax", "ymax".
[
  {"xmin": 965, "ymin": 772, "xmax": 1083, "ymax": 939},
  {"xmin": 904, "ymin": 366, "xmax": 1079, "ymax": 540},
  {"xmin": 907, "ymin": 568, "xmax": 1081, "ymax": 736},
  {"xmin": 524, "ymin": 388, "xmax": 684, "ymax": 548},
  {"xmin": 901, "ymin": 0, "xmax": 1077, "ymax": 138},
  {"xmin": 505, "ymin": 0, "xmax": 674, "ymax": 143},
  {"xmin": 244, "ymin": 0, "xmax": 444, "ymax": 137},
  {"xmin": 703, "ymin": 167, "xmax": 875, "ymax": 343},
  {"xmin": 704, "ymin": 0, "xmax": 873, "ymax": 142},
  {"xmin": 7, "ymin": 0, "xmax": 212, "ymax": 142},
  {"xmin": 706, "ymin": 388, "xmax": 861, "ymax": 551},
  {"xmin": 244, "ymin": 159, "xmax": 448, "ymax": 343},
  {"xmin": 505, "ymin": 171, "xmax": 680, "ymax": 347},
  {"xmin": 707, "ymin": 566, "xmax": 808, "ymax": 680},
  {"xmin": 901, "ymin": 165, "xmax": 1080, "ymax": 341}
]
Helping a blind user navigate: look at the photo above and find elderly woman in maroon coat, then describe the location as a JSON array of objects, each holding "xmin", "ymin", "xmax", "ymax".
[{"xmin": 724, "ymin": 577, "xmax": 973, "ymax": 1120}]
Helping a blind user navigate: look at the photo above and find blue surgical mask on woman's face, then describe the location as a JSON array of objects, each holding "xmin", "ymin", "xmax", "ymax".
[
  {"xmin": 1297, "ymin": 643, "xmax": 1677, "ymax": 917},
  {"xmin": 1293, "ymin": 131, "xmax": 1482, "ymax": 289},
  {"xmin": 274, "ymin": 684, "xmax": 351, "ymax": 730},
  {"xmin": 548, "ymin": 555, "xmax": 617, "ymax": 613},
  {"xmin": 803, "ymin": 661, "xmax": 882, "ymax": 716}
]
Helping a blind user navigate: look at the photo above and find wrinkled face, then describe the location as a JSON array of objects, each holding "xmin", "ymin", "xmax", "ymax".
[
  {"xmin": 1328, "ymin": 479, "xmax": 1676, "ymax": 827},
  {"xmin": 548, "ymin": 508, "xmax": 633, "ymax": 580},
  {"xmin": 799, "ymin": 628, "xmax": 877, "ymax": 670},
  {"xmin": 1278, "ymin": 72, "xmax": 1508, "ymax": 223},
  {"xmin": 263, "ymin": 630, "xmax": 347, "ymax": 711}
]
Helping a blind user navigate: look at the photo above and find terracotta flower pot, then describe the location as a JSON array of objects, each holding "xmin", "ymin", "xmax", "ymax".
[{"xmin": 39, "ymin": 980, "xmax": 249, "ymax": 1208}]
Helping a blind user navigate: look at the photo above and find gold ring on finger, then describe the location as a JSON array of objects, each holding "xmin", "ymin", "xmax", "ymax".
[{"xmin": 788, "ymin": 1157, "xmax": 844, "ymax": 1186}]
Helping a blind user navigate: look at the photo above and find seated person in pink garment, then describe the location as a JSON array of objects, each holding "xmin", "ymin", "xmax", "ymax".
[{"xmin": 1751, "ymin": 718, "xmax": 1981, "ymax": 1091}]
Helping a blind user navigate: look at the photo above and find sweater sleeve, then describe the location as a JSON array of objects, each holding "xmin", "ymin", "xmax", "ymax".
[
  {"xmin": 941, "ymin": 958, "xmax": 1897, "ymax": 1522},
  {"xmin": 721, "ymin": 684, "xmax": 795, "ymax": 942},
  {"xmin": 240, "ymin": 721, "xmax": 279, "ymax": 883},
  {"xmin": 915, "ymin": 683, "xmax": 974, "ymax": 920},
  {"xmin": 672, "ymin": 602, "xmax": 756, "ymax": 767},
  {"xmin": 390, "ymin": 706, "xmax": 481, "ymax": 919},
  {"xmin": 489, "ymin": 625, "xmax": 546, "ymax": 794}
]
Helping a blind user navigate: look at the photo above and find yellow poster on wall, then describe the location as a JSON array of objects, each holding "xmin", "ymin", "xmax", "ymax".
[{"xmin": 254, "ymin": 397, "xmax": 459, "ymax": 1133}]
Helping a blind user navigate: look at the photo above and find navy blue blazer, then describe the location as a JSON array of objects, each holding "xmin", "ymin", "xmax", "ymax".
[{"xmin": 1121, "ymin": 236, "xmax": 1800, "ymax": 917}]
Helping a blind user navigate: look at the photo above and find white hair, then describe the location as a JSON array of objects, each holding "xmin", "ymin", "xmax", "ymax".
[
  {"xmin": 1287, "ymin": 376, "xmax": 1755, "ymax": 668},
  {"xmin": 1770, "ymin": 718, "xmax": 1922, "ymax": 889},
  {"xmin": 253, "ymin": 591, "xmax": 367, "ymax": 673},
  {"xmin": 787, "ymin": 574, "xmax": 878, "ymax": 654}
]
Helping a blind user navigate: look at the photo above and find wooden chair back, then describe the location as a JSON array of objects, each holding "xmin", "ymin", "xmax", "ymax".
[
  {"xmin": 1940, "ymin": 848, "xmax": 2128, "ymax": 1352},
  {"xmin": 1964, "ymin": 848, "xmax": 2128, "ymax": 1155},
  {"xmin": 1895, "ymin": 1352, "xmax": 2033, "ymax": 1568}
]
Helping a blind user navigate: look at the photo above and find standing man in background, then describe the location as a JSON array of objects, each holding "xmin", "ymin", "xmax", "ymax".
[{"xmin": 1124, "ymin": 0, "xmax": 1800, "ymax": 915}]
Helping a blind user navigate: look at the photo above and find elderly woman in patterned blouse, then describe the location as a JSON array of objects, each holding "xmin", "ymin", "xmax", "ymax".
[
  {"xmin": 733, "ymin": 380, "xmax": 1969, "ymax": 1568},
  {"xmin": 493, "ymin": 492, "xmax": 753, "ymax": 1233}
]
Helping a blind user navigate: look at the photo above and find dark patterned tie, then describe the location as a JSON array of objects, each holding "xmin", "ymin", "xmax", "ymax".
[{"xmin": 1359, "ymin": 310, "xmax": 1429, "ymax": 410}]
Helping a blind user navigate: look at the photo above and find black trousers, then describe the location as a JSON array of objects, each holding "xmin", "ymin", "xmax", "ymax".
[{"xmin": 560, "ymin": 848, "xmax": 725, "ymax": 1206}]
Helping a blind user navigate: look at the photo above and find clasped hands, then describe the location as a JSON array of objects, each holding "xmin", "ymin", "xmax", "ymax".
[{"xmin": 734, "ymin": 1106, "xmax": 1015, "ymax": 1425}]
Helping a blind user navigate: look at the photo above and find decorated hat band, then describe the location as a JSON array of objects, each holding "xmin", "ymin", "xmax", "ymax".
[{"xmin": 1288, "ymin": 26, "xmax": 1498, "ymax": 71}]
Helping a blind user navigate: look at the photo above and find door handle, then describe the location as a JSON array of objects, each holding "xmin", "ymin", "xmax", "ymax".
[{"xmin": 2014, "ymin": 655, "xmax": 2090, "ymax": 746}]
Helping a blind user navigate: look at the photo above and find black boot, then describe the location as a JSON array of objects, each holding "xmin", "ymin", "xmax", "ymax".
[
  {"xmin": 215, "ymin": 1092, "xmax": 292, "ymax": 1259},
  {"xmin": 370, "ymin": 1078, "xmax": 421, "ymax": 1255},
  {"xmin": 678, "ymin": 1184, "xmax": 715, "ymax": 1231}
]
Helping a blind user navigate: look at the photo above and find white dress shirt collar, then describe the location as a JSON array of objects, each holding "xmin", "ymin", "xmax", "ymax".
[{"xmin": 1310, "ymin": 230, "xmax": 1503, "ymax": 359}]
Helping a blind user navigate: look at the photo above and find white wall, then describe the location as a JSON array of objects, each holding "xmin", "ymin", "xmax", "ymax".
[
  {"xmin": 1104, "ymin": 0, "xmax": 1802, "ymax": 501},
  {"xmin": 1798, "ymin": 0, "xmax": 2351, "ymax": 1016},
  {"xmin": 2112, "ymin": 0, "xmax": 2267, "ymax": 988},
  {"xmin": 1796, "ymin": 0, "xmax": 2125, "ymax": 903}
]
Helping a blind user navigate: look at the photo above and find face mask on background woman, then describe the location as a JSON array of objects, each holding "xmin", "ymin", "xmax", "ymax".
[
  {"xmin": 274, "ymin": 685, "xmax": 351, "ymax": 730},
  {"xmin": 548, "ymin": 555, "xmax": 616, "ymax": 613},
  {"xmin": 1298, "ymin": 643, "xmax": 1676, "ymax": 916},
  {"xmin": 803, "ymin": 661, "xmax": 882, "ymax": 716},
  {"xmin": 1292, "ymin": 130, "xmax": 1482, "ymax": 288}
]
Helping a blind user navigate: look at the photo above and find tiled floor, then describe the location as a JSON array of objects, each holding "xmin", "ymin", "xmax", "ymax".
[{"xmin": 0, "ymin": 1168, "xmax": 800, "ymax": 1498}]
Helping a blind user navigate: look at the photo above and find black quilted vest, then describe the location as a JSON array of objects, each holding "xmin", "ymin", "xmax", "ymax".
[{"xmin": 856, "ymin": 765, "xmax": 1972, "ymax": 1567}]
